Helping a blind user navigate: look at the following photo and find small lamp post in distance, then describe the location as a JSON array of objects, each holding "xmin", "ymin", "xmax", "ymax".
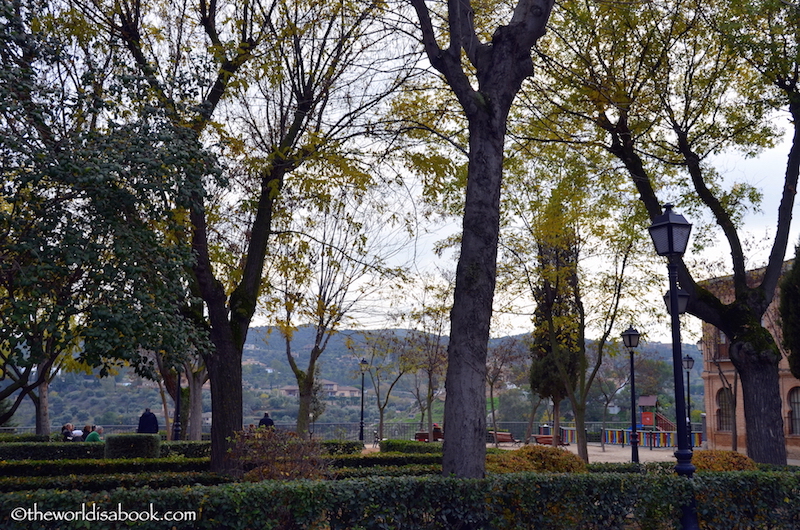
[
  {"xmin": 621, "ymin": 326, "xmax": 640, "ymax": 463},
  {"xmin": 359, "ymin": 358, "xmax": 369, "ymax": 443}
]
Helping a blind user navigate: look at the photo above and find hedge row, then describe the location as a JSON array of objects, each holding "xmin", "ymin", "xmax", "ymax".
[
  {"xmin": 7, "ymin": 472, "xmax": 798, "ymax": 529},
  {"xmin": 0, "ymin": 440, "xmax": 212, "ymax": 461},
  {"xmin": 324, "ymin": 452, "xmax": 442, "ymax": 468},
  {"xmin": 379, "ymin": 439, "xmax": 443, "ymax": 454},
  {"xmin": 0, "ymin": 471, "xmax": 233, "ymax": 493},
  {"xmin": 0, "ymin": 439, "xmax": 354, "ymax": 460},
  {"xmin": 0, "ymin": 453, "xmax": 438, "ymax": 478},
  {"xmin": 0, "ymin": 457, "xmax": 210, "ymax": 477}
]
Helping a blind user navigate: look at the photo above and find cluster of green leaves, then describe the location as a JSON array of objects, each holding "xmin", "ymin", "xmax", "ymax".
[
  {"xmin": 692, "ymin": 449, "xmax": 758, "ymax": 472},
  {"xmin": 0, "ymin": 471, "xmax": 232, "ymax": 493},
  {"xmin": 0, "ymin": 473, "xmax": 693, "ymax": 530},
  {"xmin": 0, "ymin": 441, "xmax": 105, "ymax": 461},
  {"xmin": 486, "ymin": 444, "xmax": 587, "ymax": 474},
  {"xmin": 0, "ymin": 0, "xmax": 214, "ymax": 424},
  {"xmin": 0, "ymin": 456, "xmax": 209, "ymax": 477}
]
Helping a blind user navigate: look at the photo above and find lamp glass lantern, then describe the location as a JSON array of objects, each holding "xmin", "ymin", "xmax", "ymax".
[
  {"xmin": 622, "ymin": 326, "xmax": 640, "ymax": 350},
  {"xmin": 682, "ymin": 354, "xmax": 695, "ymax": 371},
  {"xmin": 648, "ymin": 204, "xmax": 692, "ymax": 257},
  {"xmin": 664, "ymin": 288, "xmax": 691, "ymax": 314}
]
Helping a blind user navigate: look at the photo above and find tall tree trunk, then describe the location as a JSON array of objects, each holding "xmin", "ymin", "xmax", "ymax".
[
  {"xmin": 490, "ymin": 384, "xmax": 499, "ymax": 447},
  {"xmin": 427, "ymin": 373, "xmax": 435, "ymax": 436},
  {"xmin": 730, "ymin": 339, "xmax": 786, "ymax": 464},
  {"xmin": 33, "ymin": 378, "xmax": 49, "ymax": 436},
  {"xmin": 411, "ymin": 0, "xmax": 554, "ymax": 479},
  {"xmin": 442, "ymin": 115, "xmax": 506, "ymax": 477},
  {"xmin": 525, "ymin": 397, "xmax": 542, "ymax": 445},
  {"xmin": 186, "ymin": 368, "xmax": 206, "ymax": 441},
  {"xmin": 206, "ymin": 336, "xmax": 243, "ymax": 473},
  {"xmin": 296, "ymin": 374, "xmax": 314, "ymax": 437},
  {"xmin": 573, "ymin": 401, "xmax": 588, "ymax": 462},
  {"xmin": 552, "ymin": 400, "xmax": 561, "ymax": 447}
]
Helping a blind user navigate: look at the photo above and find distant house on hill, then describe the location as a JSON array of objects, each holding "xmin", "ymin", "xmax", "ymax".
[
  {"xmin": 279, "ymin": 379, "xmax": 361, "ymax": 398},
  {"xmin": 698, "ymin": 261, "xmax": 800, "ymax": 460}
]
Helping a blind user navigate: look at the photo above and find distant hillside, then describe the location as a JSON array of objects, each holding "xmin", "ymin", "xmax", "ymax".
[{"xmin": 242, "ymin": 325, "xmax": 703, "ymax": 386}]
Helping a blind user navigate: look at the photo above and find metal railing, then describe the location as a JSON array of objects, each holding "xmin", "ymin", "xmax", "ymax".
[{"xmin": 4, "ymin": 420, "xmax": 704, "ymax": 446}]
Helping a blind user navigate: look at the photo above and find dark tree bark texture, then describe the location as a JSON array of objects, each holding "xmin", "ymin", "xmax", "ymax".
[{"xmin": 410, "ymin": 0, "xmax": 555, "ymax": 477}]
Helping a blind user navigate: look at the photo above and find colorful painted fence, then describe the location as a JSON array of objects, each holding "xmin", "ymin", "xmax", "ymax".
[{"xmin": 562, "ymin": 428, "xmax": 702, "ymax": 448}]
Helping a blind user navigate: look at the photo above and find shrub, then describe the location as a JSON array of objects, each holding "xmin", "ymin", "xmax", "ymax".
[
  {"xmin": 321, "ymin": 440, "xmax": 363, "ymax": 455},
  {"xmin": 228, "ymin": 428, "xmax": 327, "ymax": 481},
  {"xmin": 0, "ymin": 434, "xmax": 50, "ymax": 443},
  {"xmin": 0, "ymin": 457, "xmax": 210, "ymax": 477},
  {"xmin": 325, "ymin": 452, "xmax": 441, "ymax": 468},
  {"xmin": 160, "ymin": 441, "xmax": 211, "ymax": 458},
  {"xmin": 0, "ymin": 471, "xmax": 232, "ymax": 493},
  {"xmin": 692, "ymin": 450, "xmax": 757, "ymax": 472},
  {"xmin": 486, "ymin": 444, "xmax": 587, "ymax": 474},
  {"xmin": 104, "ymin": 434, "xmax": 160, "ymax": 459},
  {"xmin": 380, "ymin": 439, "xmax": 443, "ymax": 454},
  {"xmin": 0, "ymin": 442, "xmax": 104, "ymax": 461}
]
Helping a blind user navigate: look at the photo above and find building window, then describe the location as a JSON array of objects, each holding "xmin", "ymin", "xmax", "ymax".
[
  {"xmin": 716, "ymin": 331, "xmax": 729, "ymax": 360},
  {"xmin": 789, "ymin": 387, "xmax": 800, "ymax": 435},
  {"xmin": 716, "ymin": 388, "xmax": 734, "ymax": 432}
]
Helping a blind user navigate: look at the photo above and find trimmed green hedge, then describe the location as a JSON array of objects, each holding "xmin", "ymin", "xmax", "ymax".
[
  {"xmin": 379, "ymin": 439, "xmax": 443, "ymax": 454},
  {"xmin": 0, "ymin": 442, "xmax": 105, "ymax": 460},
  {"xmin": 159, "ymin": 441, "xmax": 211, "ymax": 458},
  {"xmin": 105, "ymin": 434, "xmax": 160, "ymax": 459},
  {"xmin": 0, "ymin": 433, "xmax": 52, "ymax": 443},
  {"xmin": 325, "ymin": 452, "xmax": 442, "ymax": 468},
  {"xmin": 0, "ymin": 457, "xmax": 210, "ymax": 477},
  {"xmin": 2, "ymin": 471, "xmax": 800, "ymax": 528},
  {"xmin": 0, "ymin": 440, "xmax": 211, "ymax": 460},
  {"xmin": 0, "ymin": 473, "xmax": 688, "ymax": 529},
  {"xmin": 0, "ymin": 471, "xmax": 233, "ymax": 493},
  {"xmin": 321, "ymin": 440, "xmax": 364, "ymax": 455}
]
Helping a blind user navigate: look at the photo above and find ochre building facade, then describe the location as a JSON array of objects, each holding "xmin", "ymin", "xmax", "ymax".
[{"xmin": 699, "ymin": 262, "xmax": 800, "ymax": 459}]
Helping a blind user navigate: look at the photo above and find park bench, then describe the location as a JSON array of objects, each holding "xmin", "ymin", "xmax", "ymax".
[
  {"xmin": 414, "ymin": 430, "xmax": 443, "ymax": 442},
  {"xmin": 487, "ymin": 430, "xmax": 519, "ymax": 444},
  {"xmin": 530, "ymin": 434, "xmax": 569, "ymax": 446}
]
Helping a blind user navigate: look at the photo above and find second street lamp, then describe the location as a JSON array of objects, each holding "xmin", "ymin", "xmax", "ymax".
[
  {"xmin": 683, "ymin": 354, "xmax": 695, "ymax": 447},
  {"xmin": 622, "ymin": 326, "xmax": 640, "ymax": 463},
  {"xmin": 648, "ymin": 203, "xmax": 699, "ymax": 530},
  {"xmin": 172, "ymin": 366, "xmax": 182, "ymax": 442},
  {"xmin": 359, "ymin": 358, "xmax": 368, "ymax": 443}
]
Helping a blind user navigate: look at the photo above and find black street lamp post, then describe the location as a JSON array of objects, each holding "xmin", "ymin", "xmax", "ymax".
[
  {"xmin": 683, "ymin": 354, "xmax": 695, "ymax": 447},
  {"xmin": 359, "ymin": 358, "xmax": 368, "ymax": 443},
  {"xmin": 172, "ymin": 366, "xmax": 182, "ymax": 442},
  {"xmin": 648, "ymin": 203, "xmax": 699, "ymax": 530},
  {"xmin": 622, "ymin": 326, "xmax": 640, "ymax": 463}
]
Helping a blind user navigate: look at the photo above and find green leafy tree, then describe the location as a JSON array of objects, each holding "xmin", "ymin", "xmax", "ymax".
[
  {"xmin": 72, "ymin": 0, "xmax": 410, "ymax": 472},
  {"xmin": 266, "ymin": 186, "xmax": 407, "ymax": 437},
  {"xmin": 486, "ymin": 337, "xmax": 524, "ymax": 446},
  {"xmin": 525, "ymin": 0, "xmax": 798, "ymax": 464},
  {"xmin": 350, "ymin": 330, "xmax": 414, "ymax": 440},
  {"xmin": 528, "ymin": 215, "xmax": 581, "ymax": 448},
  {"xmin": 409, "ymin": 0, "xmax": 556, "ymax": 477},
  {"xmin": 780, "ymin": 249, "xmax": 800, "ymax": 379},
  {"xmin": 0, "ymin": 1, "xmax": 208, "ymax": 430}
]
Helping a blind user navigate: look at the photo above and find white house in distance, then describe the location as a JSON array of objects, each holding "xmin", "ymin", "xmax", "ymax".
[{"xmin": 279, "ymin": 379, "xmax": 361, "ymax": 398}]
